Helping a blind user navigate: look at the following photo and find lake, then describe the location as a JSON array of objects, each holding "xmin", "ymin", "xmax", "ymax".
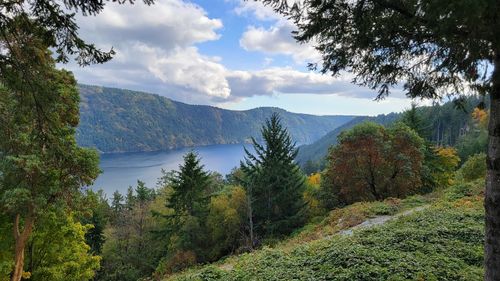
[{"xmin": 89, "ymin": 144, "xmax": 250, "ymax": 196}]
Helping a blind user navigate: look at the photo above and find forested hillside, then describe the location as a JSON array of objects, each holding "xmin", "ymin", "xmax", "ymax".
[
  {"xmin": 77, "ymin": 85, "xmax": 356, "ymax": 153},
  {"xmin": 297, "ymin": 96, "xmax": 486, "ymax": 171},
  {"xmin": 296, "ymin": 113, "xmax": 401, "ymax": 167}
]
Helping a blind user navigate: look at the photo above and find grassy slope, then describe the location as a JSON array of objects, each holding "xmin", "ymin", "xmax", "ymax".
[{"xmin": 166, "ymin": 182, "xmax": 484, "ymax": 281}]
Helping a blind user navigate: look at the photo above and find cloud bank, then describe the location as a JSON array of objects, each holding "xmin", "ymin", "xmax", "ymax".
[{"xmin": 63, "ymin": 0, "xmax": 400, "ymax": 104}]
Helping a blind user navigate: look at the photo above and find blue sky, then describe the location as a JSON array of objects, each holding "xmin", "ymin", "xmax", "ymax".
[{"xmin": 66, "ymin": 0, "xmax": 414, "ymax": 116}]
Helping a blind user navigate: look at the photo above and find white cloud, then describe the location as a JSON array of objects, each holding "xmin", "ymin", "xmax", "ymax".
[
  {"xmin": 66, "ymin": 0, "xmax": 228, "ymax": 103},
  {"xmin": 226, "ymin": 67, "xmax": 390, "ymax": 99},
  {"xmin": 234, "ymin": 0, "xmax": 282, "ymax": 21},
  {"xmin": 64, "ymin": 0, "xmax": 405, "ymax": 105},
  {"xmin": 240, "ymin": 21, "xmax": 321, "ymax": 64}
]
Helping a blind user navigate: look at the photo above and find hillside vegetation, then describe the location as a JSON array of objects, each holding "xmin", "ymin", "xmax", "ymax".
[
  {"xmin": 165, "ymin": 179, "xmax": 484, "ymax": 281},
  {"xmin": 297, "ymin": 96, "xmax": 487, "ymax": 170},
  {"xmin": 296, "ymin": 113, "xmax": 401, "ymax": 166},
  {"xmin": 77, "ymin": 85, "xmax": 355, "ymax": 153}
]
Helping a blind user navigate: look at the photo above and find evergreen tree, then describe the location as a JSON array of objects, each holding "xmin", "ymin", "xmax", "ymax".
[
  {"xmin": 160, "ymin": 152, "xmax": 212, "ymax": 269},
  {"xmin": 401, "ymin": 103, "xmax": 431, "ymax": 140},
  {"xmin": 110, "ymin": 191, "xmax": 124, "ymax": 222},
  {"xmin": 0, "ymin": 28, "xmax": 100, "ymax": 280},
  {"xmin": 167, "ymin": 152, "xmax": 211, "ymax": 219},
  {"xmin": 241, "ymin": 113, "xmax": 305, "ymax": 237}
]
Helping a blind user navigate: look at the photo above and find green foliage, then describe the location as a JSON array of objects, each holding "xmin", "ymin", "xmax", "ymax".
[
  {"xmin": 400, "ymin": 103, "xmax": 432, "ymax": 140},
  {"xmin": 298, "ymin": 97, "xmax": 484, "ymax": 168},
  {"xmin": 264, "ymin": 0, "xmax": 492, "ymax": 98},
  {"xmin": 0, "ymin": 29, "xmax": 100, "ymax": 279},
  {"xmin": 25, "ymin": 211, "xmax": 100, "ymax": 281},
  {"xmin": 0, "ymin": 0, "xmax": 151, "ymax": 69},
  {"xmin": 98, "ymin": 181, "xmax": 163, "ymax": 281},
  {"xmin": 206, "ymin": 186, "xmax": 248, "ymax": 260},
  {"xmin": 458, "ymin": 153, "xmax": 487, "ymax": 183},
  {"xmin": 456, "ymin": 108, "xmax": 489, "ymax": 162},
  {"xmin": 296, "ymin": 113, "xmax": 401, "ymax": 165},
  {"xmin": 168, "ymin": 185, "xmax": 484, "ymax": 281},
  {"xmin": 158, "ymin": 152, "xmax": 213, "ymax": 273},
  {"xmin": 79, "ymin": 189, "xmax": 110, "ymax": 255},
  {"xmin": 241, "ymin": 113, "xmax": 306, "ymax": 237},
  {"xmin": 77, "ymin": 85, "xmax": 355, "ymax": 153}
]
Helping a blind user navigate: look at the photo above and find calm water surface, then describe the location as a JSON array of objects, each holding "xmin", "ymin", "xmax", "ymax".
[{"xmin": 89, "ymin": 144, "xmax": 250, "ymax": 196}]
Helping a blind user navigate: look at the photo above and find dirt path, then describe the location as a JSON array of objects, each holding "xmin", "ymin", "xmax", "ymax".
[{"xmin": 338, "ymin": 205, "xmax": 430, "ymax": 236}]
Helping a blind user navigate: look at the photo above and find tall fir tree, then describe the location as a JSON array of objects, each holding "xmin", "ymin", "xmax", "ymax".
[
  {"xmin": 166, "ymin": 152, "xmax": 211, "ymax": 219},
  {"xmin": 162, "ymin": 152, "xmax": 212, "ymax": 267},
  {"xmin": 241, "ymin": 113, "xmax": 305, "ymax": 238}
]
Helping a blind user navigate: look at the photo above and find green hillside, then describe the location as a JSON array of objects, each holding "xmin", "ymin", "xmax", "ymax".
[
  {"xmin": 77, "ymin": 85, "xmax": 356, "ymax": 153},
  {"xmin": 166, "ymin": 180, "xmax": 484, "ymax": 281}
]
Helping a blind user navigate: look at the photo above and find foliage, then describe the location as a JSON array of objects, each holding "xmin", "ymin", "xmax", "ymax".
[
  {"xmin": 323, "ymin": 122, "xmax": 425, "ymax": 206},
  {"xmin": 77, "ymin": 85, "xmax": 355, "ymax": 153},
  {"xmin": 167, "ymin": 182, "xmax": 484, "ymax": 281},
  {"xmin": 296, "ymin": 113, "xmax": 401, "ymax": 166},
  {"xmin": 298, "ymin": 97, "xmax": 484, "ymax": 168},
  {"xmin": 97, "ymin": 181, "xmax": 162, "ymax": 281},
  {"xmin": 241, "ymin": 113, "xmax": 306, "ymax": 237},
  {"xmin": 303, "ymin": 174, "xmax": 326, "ymax": 218},
  {"xmin": 0, "ymin": 0, "xmax": 153, "ymax": 70},
  {"xmin": 0, "ymin": 28, "xmax": 100, "ymax": 279},
  {"xmin": 206, "ymin": 186, "xmax": 248, "ymax": 260},
  {"xmin": 431, "ymin": 147, "xmax": 461, "ymax": 188},
  {"xmin": 157, "ymin": 152, "xmax": 213, "ymax": 274},
  {"xmin": 458, "ymin": 153, "xmax": 487, "ymax": 183},
  {"xmin": 79, "ymin": 189, "xmax": 110, "ymax": 255},
  {"xmin": 25, "ymin": 211, "xmax": 100, "ymax": 281},
  {"xmin": 400, "ymin": 103, "xmax": 432, "ymax": 140},
  {"xmin": 456, "ymin": 108, "xmax": 488, "ymax": 162},
  {"xmin": 264, "ymin": 0, "xmax": 492, "ymax": 98}
]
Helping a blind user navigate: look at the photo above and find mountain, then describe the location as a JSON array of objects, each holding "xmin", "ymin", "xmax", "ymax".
[
  {"xmin": 76, "ymin": 85, "xmax": 356, "ymax": 153},
  {"xmin": 296, "ymin": 113, "xmax": 401, "ymax": 166}
]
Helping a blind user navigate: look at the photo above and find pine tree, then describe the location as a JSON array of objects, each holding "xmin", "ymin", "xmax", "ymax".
[
  {"xmin": 241, "ymin": 113, "xmax": 305, "ymax": 237},
  {"xmin": 401, "ymin": 103, "xmax": 431, "ymax": 140},
  {"xmin": 162, "ymin": 152, "xmax": 212, "ymax": 265},
  {"xmin": 167, "ymin": 152, "xmax": 211, "ymax": 218}
]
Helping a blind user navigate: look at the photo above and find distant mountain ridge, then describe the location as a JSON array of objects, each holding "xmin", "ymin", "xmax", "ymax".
[
  {"xmin": 295, "ymin": 95, "xmax": 485, "ymax": 169},
  {"xmin": 76, "ymin": 85, "xmax": 357, "ymax": 153},
  {"xmin": 296, "ymin": 113, "xmax": 402, "ymax": 166}
]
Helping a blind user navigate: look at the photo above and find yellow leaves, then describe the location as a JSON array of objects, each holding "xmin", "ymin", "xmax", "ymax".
[
  {"xmin": 21, "ymin": 272, "xmax": 31, "ymax": 279},
  {"xmin": 433, "ymin": 146, "xmax": 460, "ymax": 188},
  {"xmin": 435, "ymin": 147, "xmax": 460, "ymax": 170},
  {"xmin": 471, "ymin": 107, "xmax": 488, "ymax": 129},
  {"xmin": 307, "ymin": 173, "xmax": 321, "ymax": 186}
]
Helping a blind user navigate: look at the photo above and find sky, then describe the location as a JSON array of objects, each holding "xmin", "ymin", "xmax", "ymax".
[{"xmin": 64, "ymin": 0, "xmax": 416, "ymax": 116}]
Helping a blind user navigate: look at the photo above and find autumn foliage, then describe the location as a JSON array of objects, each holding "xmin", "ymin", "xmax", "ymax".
[{"xmin": 323, "ymin": 122, "xmax": 425, "ymax": 206}]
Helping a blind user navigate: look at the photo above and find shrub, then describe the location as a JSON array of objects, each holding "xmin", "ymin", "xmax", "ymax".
[{"xmin": 458, "ymin": 153, "xmax": 487, "ymax": 182}]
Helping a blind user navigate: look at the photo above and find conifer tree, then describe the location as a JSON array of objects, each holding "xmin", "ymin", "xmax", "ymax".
[
  {"xmin": 162, "ymin": 152, "xmax": 211, "ymax": 266},
  {"xmin": 241, "ymin": 113, "xmax": 305, "ymax": 237},
  {"xmin": 167, "ymin": 152, "xmax": 211, "ymax": 219}
]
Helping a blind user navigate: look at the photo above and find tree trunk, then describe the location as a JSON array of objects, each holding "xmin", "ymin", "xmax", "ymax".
[
  {"xmin": 246, "ymin": 185, "xmax": 255, "ymax": 250},
  {"xmin": 11, "ymin": 213, "xmax": 34, "ymax": 281},
  {"xmin": 485, "ymin": 54, "xmax": 500, "ymax": 281}
]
